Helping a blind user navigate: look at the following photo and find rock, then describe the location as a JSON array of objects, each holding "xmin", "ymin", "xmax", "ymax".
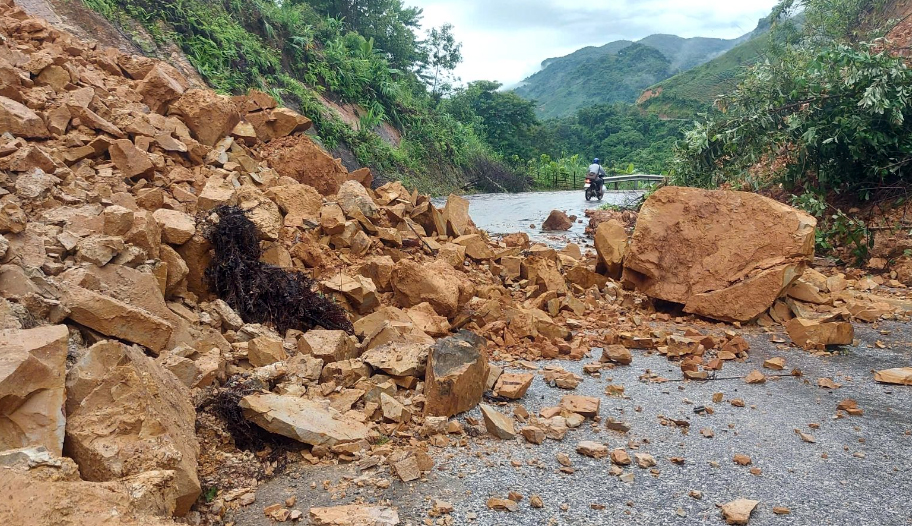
[
  {"xmin": 424, "ymin": 331, "xmax": 488, "ymax": 417},
  {"xmin": 565, "ymin": 265, "xmax": 609, "ymax": 290},
  {"xmin": 560, "ymin": 395, "xmax": 600, "ymax": 417},
  {"xmin": 530, "ymin": 495, "xmax": 544, "ymax": 508},
  {"xmin": 874, "ymin": 367, "xmax": 912, "ymax": 385},
  {"xmin": 521, "ymin": 425, "xmax": 545, "ymax": 444},
  {"xmin": 336, "ymin": 180, "xmax": 378, "ymax": 220},
  {"xmin": 0, "ymin": 95, "xmax": 49, "ymax": 138},
  {"xmin": 65, "ymin": 341, "xmax": 200, "ymax": 515},
  {"xmin": 75, "ymin": 235, "xmax": 124, "ymax": 266},
  {"xmin": 198, "ymin": 176, "xmax": 236, "ymax": 211},
  {"xmin": 405, "ymin": 302, "xmax": 450, "ymax": 337},
  {"xmin": 763, "ymin": 357, "xmax": 785, "ymax": 370},
  {"xmin": 320, "ymin": 203, "xmax": 346, "ymax": 234},
  {"xmin": 594, "ymin": 219, "xmax": 627, "ymax": 278},
  {"xmin": 480, "ymin": 403, "xmax": 516, "ymax": 439},
  {"xmin": 542, "ymin": 210, "xmax": 572, "ymax": 231},
  {"xmin": 576, "ymin": 441, "xmax": 609, "ymax": 458},
  {"xmin": 298, "ymin": 330, "xmax": 358, "ymax": 363},
  {"xmin": 261, "ymin": 135, "xmax": 349, "ymax": 196},
  {"xmin": 380, "ymin": 393, "xmax": 410, "ymax": 423},
  {"xmin": 785, "ymin": 318, "xmax": 854, "ymax": 348},
  {"xmin": 453, "ymin": 234, "xmax": 495, "ymax": 260},
  {"xmin": 103, "ymin": 205, "xmax": 134, "ymax": 237},
  {"xmin": 309, "ymin": 505, "xmax": 400, "ymax": 526},
  {"xmin": 169, "ymin": 89, "xmax": 241, "ymax": 147},
  {"xmin": 248, "ymin": 335, "xmax": 287, "ymax": 367},
  {"xmin": 321, "ymin": 273, "xmax": 379, "ymax": 314},
  {"xmin": 267, "ymin": 183, "xmax": 322, "ymax": 228},
  {"xmin": 361, "ymin": 342, "xmax": 429, "ymax": 377},
  {"xmin": 320, "ymin": 359, "xmax": 370, "ymax": 387},
  {"xmin": 486, "ymin": 498, "xmax": 518, "ymax": 512},
  {"xmin": 62, "ymin": 285, "xmax": 173, "ymax": 353},
  {"xmin": 442, "ymin": 194, "xmax": 473, "ymax": 237},
  {"xmin": 391, "ymin": 259, "xmax": 475, "ymax": 318},
  {"xmin": 610, "ymin": 448, "xmax": 631, "ymax": 466},
  {"xmin": 634, "ymin": 453, "xmax": 656, "ymax": 468},
  {"xmin": 0, "ymin": 325, "xmax": 68, "ymax": 455},
  {"xmin": 236, "ymin": 185, "xmax": 283, "ymax": 241},
  {"xmin": 137, "ymin": 62, "xmax": 186, "ymax": 113},
  {"xmin": 744, "ymin": 370, "xmax": 766, "ymax": 384},
  {"xmin": 109, "ymin": 139, "xmax": 154, "ymax": 179},
  {"xmin": 240, "ymin": 393, "xmax": 369, "ymax": 447},
  {"xmin": 493, "ymin": 373, "xmax": 534, "ymax": 399},
  {"xmin": 601, "ymin": 344, "xmax": 632, "ymax": 365},
  {"xmin": 152, "ymin": 209, "xmax": 195, "ymax": 245},
  {"xmin": 720, "ymin": 499, "xmax": 759, "ymax": 525},
  {"xmin": 622, "ymin": 187, "xmax": 816, "ymax": 322}
]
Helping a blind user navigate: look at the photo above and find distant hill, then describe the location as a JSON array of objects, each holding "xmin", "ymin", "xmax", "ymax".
[{"xmin": 515, "ymin": 32, "xmax": 752, "ymax": 118}]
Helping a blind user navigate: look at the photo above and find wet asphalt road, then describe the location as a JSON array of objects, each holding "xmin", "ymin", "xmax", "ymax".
[
  {"xmin": 431, "ymin": 190, "xmax": 644, "ymax": 246},
  {"xmin": 230, "ymin": 321, "xmax": 912, "ymax": 526}
]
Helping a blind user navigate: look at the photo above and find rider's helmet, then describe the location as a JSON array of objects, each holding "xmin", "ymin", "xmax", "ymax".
[{"xmin": 593, "ymin": 158, "xmax": 600, "ymax": 164}]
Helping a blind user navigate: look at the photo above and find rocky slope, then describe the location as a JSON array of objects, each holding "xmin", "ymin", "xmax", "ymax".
[{"xmin": 2, "ymin": 2, "xmax": 912, "ymax": 525}]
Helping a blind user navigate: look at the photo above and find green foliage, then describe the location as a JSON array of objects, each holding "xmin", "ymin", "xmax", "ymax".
[
  {"xmin": 791, "ymin": 191, "xmax": 872, "ymax": 263},
  {"xmin": 420, "ymin": 23, "xmax": 463, "ymax": 97}
]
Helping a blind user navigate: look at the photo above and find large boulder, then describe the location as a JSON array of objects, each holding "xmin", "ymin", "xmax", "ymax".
[
  {"xmin": 261, "ymin": 135, "xmax": 350, "ymax": 196},
  {"xmin": 239, "ymin": 393, "xmax": 369, "ymax": 447},
  {"xmin": 594, "ymin": 219, "xmax": 627, "ymax": 279},
  {"xmin": 424, "ymin": 331, "xmax": 488, "ymax": 417},
  {"xmin": 0, "ymin": 325, "xmax": 68, "ymax": 455},
  {"xmin": 622, "ymin": 187, "xmax": 816, "ymax": 322},
  {"xmin": 65, "ymin": 341, "xmax": 200, "ymax": 516},
  {"xmin": 169, "ymin": 89, "xmax": 240, "ymax": 147},
  {"xmin": 0, "ymin": 95, "xmax": 49, "ymax": 138},
  {"xmin": 62, "ymin": 285, "xmax": 173, "ymax": 354},
  {"xmin": 391, "ymin": 259, "xmax": 475, "ymax": 319}
]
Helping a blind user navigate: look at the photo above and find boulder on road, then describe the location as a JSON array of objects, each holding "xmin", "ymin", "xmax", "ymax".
[
  {"xmin": 424, "ymin": 331, "xmax": 488, "ymax": 417},
  {"xmin": 622, "ymin": 187, "xmax": 816, "ymax": 322},
  {"xmin": 541, "ymin": 210, "xmax": 572, "ymax": 231},
  {"xmin": 785, "ymin": 317, "xmax": 854, "ymax": 348},
  {"xmin": 594, "ymin": 219, "xmax": 627, "ymax": 279},
  {"xmin": 480, "ymin": 403, "xmax": 516, "ymax": 439},
  {"xmin": 0, "ymin": 325, "xmax": 68, "ymax": 455},
  {"xmin": 65, "ymin": 340, "xmax": 200, "ymax": 516},
  {"xmin": 239, "ymin": 393, "xmax": 369, "ymax": 447}
]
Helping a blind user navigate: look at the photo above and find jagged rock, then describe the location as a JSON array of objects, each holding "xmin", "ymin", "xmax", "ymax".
[
  {"xmin": 309, "ymin": 505, "xmax": 400, "ymax": 526},
  {"xmin": 521, "ymin": 256, "xmax": 567, "ymax": 295},
  {"xmin": 65, "ymin": 341, "xmax": 200, "ymax": 516},
  {"xmin": 541, "ymin": 210, "xmax": 572, "ymax": 231},
  {"xmin": 594, "ymin": 219, "xmax": 627, "ymax": 278},
  {"xmin": 424, "ymin": 331, "xmax": 488, "ymax": 417},
  {"xmin": 0, "ymin": 95, "xmax": 49, "ymax": 138},
  {"xmin": 493, "ymin": 373, "xmax": 534, "ymax": 399},
  {"xmin": 109, "ymin": 139, "xmax": 154, "ymax": 179},
  {"xmin": 75, "ymin": 235, "xmax": 124, "ymax": 266},
  {"xmin": 577, "ymin": 441, "xmax": 609, "ymax": 458},
  {"xmin": 565, "ymin": 265, "xmax": 609, "ymax": 290},
  {"xmin": 267, "ymin": 183, "xmax": 322, "ymax": 228},
  {"xmin": 380, "ymin": 393, "xmax": 410, "ymax": 423},
  {"xmin": 336, "ymin": 179, "xmax": 378, "ymax": 220},
  {"xmin": 442, "ymin": 194, "xmax": 473, "ymax": 237},
  {"xmin": 320, "ymin": 359, "xmax": 371, "ymax": 387},
  {"xmin": 152, "ymin": 209, "xmax": 195, "ymax": 245},
  {"xmin": 169, "ymin": 89, "xmax": 240, "ymax": 147},
  {"xmin": 248, "ymin": 335, "xmax": 287, "ymax": 367},
  {"xmin": 62, "ymin": 285, "xmax": 173, "ymax": 353},
  {"xmin": 137, "ymin": 62, "xmax": 186, "ymax": 114},
  {"xmin": 560, "ymin": 395, "xmax": 600, "ymax": 417},
  {"xmin": 298, "ymin": 329, "xmax": 358, "ymax": 363},
  {"xmin": 198, "ymin": 176, "xmax": 236, "ymax": 211},
  {"xmin": 601, "ymin": 344, "xmax": 632, "ymax": 365},
  {"xmin": 454, "ymin": 234, "xmax": 495, "ymax": 260},
  {"xmin": 261, "ymin": 135, "xmax": 349, "ymax": 196},
  {"xmin": 480, "ymin": 403, "xmax": 516, "ymax": 439},
  {"xmin": 405, "ymin": 302, "xmax": 450, "ymax": 337},
  {"xmin": 240, "ymin": 393, "xmax": 369, "ymax": 447},
  {"xmin": 235, "ymin": 185, "xmax": 283, "ymax": 241},
  {"xmin": 874, "ymin": 367, "xmax": 912, "ymax": 385},
  {"xmin": 521, "ymin": 425, "xmax": 545, "ymax": 444},
  {"xmin": 391, "ymin": 259, "xmax": 475, "ymax": 318},
  {"xmin": 361, "ymin": 342, "xmax": 430, "ymax": 377},
  {"xmin": 321, "ymin": 272, "xmax": 379, "ymax": 314},
  {"xmin": 623, "ymin": 187, "xmax": 816, "ymax": 322},
  {"xmin": 785, "ymin": 318, "xmax": 854, "ymax": 348},
  {"xmin": 720, "ymin": 499, "xmax": 759, "ymax": 525},
  {"xmin": 0, "ymin": 325, "xmax": 68, "ymax": 455},
  {"xmin": 103, "ymin": 205, "xmax": 134, "ymax": 237}
]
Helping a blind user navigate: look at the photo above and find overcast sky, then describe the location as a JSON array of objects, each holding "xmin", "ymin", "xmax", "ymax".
[{"xmin": 409, "ymin": 0, "xmax": 778, "ymax": 87}]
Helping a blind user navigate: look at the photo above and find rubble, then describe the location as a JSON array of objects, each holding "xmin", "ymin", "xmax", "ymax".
[
  {"xmin": 785, "ymin": 317, "xmax": 854, "ymax": 348},
  {"xmin": 424, "ymin": 331, "xmax": 488, "ymax": 417},
  {"xmin": 239, "ymin": 393, "xmax": 370, "ymax": 447},
  {"xmin": 480, "ymin": 403, "xmax": 516, "ymax": 439},
  {"xmin": 875, "ymin": 367, "xmax": 912, "ymax": 385},
  {"xmin": 309, "ymin": 505, "xmax": 400, "ymax": 526}
]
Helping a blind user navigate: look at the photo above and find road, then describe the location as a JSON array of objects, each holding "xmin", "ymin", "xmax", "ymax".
[
  {"xmin": 229, "ymin": 320, "xmax": 912, "ymax": 526},
  {"xmin": 432, "ymin": 190, "xmax": 644, "ymax": 246}
]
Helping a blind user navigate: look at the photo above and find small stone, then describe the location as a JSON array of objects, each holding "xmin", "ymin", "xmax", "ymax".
[
  {"xmin": 720, "ymin": 499, "xmax": 759, "ymax": 525},
  {"xmin": 530, "ymin": 495, "xmax": 544, "ymax": 508},
  {"xmin": 634, "ymin": 453, "xmax": 656, "ymax": 468},
  {"xmin": 773, "ymin": 506, "xmax": 791, "ymax": 515},
  {"xmin": 610, "ymin": 449, "xmax": 631, "ymax": 466},
  {"xmin": 521, "ymin": 426, "xmax": 545, "ymax": 445},
  {"xmin": 480, "ymin": 403, "xmax": 516, "ymax": 439},
  {"xmin": 744, "ymin": 370, "xmax": 766, "ymax": 384},
  {"xmin": 763, "ymin": 357, "xmax": 785, "ymax": 370},
  {"xmin": 733, "ymin": 454, "xmax": 752, "ymax": 466},
  {"xmin": 576, "ymin": 441, "xmax": 609, "ymax": 459},
  {"xmin": 486, "ymin": 497, "xmax": 518, "ymax": 512}
]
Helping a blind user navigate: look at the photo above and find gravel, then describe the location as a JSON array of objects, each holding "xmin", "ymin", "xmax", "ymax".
[{"xmin": 229, "ymin": 320, "xmax": 912, "ymax": 526}]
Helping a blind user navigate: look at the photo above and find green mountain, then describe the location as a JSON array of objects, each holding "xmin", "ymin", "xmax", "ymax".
[{"xmin": 515, "ymin": 32, "xmax": 751, "ymax": 118}]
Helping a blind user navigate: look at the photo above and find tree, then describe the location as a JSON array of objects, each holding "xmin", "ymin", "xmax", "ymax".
[
  {"xmin": 422, "ymin": 24, "xmax": 462, "ymax": 97},
  {"xmin": 443, "ymin": 81, "xmax": 539, "ymax": 160}
]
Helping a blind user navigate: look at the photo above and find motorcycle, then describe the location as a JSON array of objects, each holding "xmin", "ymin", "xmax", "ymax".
[{"xmin": 584, "ymin": 175, "xmax": 604, "ymax": 201}]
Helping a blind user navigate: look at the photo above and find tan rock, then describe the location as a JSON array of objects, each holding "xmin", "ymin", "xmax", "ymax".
[
  {"xmin": 560, "ymin": 395, "xmax": 600, "ymax": 417},
  {"xmin": 494, "ymin": 373, "xmax": 534, "ymax": 399},
  {"xmin": 453, "ymin": 233, "xmax": 495, "ymax": 260},
  {"xmin": 480, "ymin": 403, "xmax": 516, "ymax": 439},
  {"xmin": 320, "ymin": 202, "xmax": 347, "ymax": 235},
  {"xmin": 392, "ymin": 259, "xmax": 475, "ymax": 318},
  {"xmin": 720, "ymin": 499, "xmax": 759, "ymax": 525},
  {"xmin": 169, "ymin": 89, "xmax": 241, "ymax": 147},
  {"xmin": 405, "ymin": 302, "xmax": 450, "ymax": 337},
  {"xmin": 424, "ymin": 331, "xmax": 488, "ymax": 417},
  {"xmin": 744, "ymin": 370, "xmax": 766, "ymax": 384},
  {"xmin": 565, "ymin": 265, "xmax": 609, "ymax": 289},
  {"xmin": 380, "ymin": 393, "xmax": 410, "ymax": 423},
  {"xmin": 763, "ymin": 357, "xmax": 785, "ymax": 370},
  {"xmin": 152, "ymin": 209, "xmax": 195, "ymax": 245},
  {"xmin": 63, "ymin": 285, "xmax": 173, "ymax": 353},
  {"xmin": 785, "ymin": 318, "xmax": 854, "ymax": 348},
  {"xmin": 594, "ymin": 219, "xmax": 627, "ymax": 278},
  {"xmin": 622, "ymin": 187, "xmax": 815, "ymax": 322},
  {"xmin": 576, "ymin": 441, "xmax": 609, "ymax": 458},
  {"xmin": 634, "ymin": 452, "xmax": 656, "ymax": 468},
  {"xmin": 321, "ymin": 273, "xmax": 379, "ymax": 314},
  {"xmin": 336, "ymin": 179, "xmax": 378, "ymax": 220},
  {"xmin": 442, "ymin": 194, "xmax": 473, "ymax": 237},
  {"xmin": 261, "ymin": 135, "xmax": 349, "ymax": 196},
  {"xmin": 240, "ymin": 393, "xmax": 369, "ymax": 447},
  {"xmin": 137, "ymin": 63, "xmax": 186, "ymax": 113},
  {"xmin": 542, "ymin": 210, "xmax": 572, "ymax": 231},
  {"xmin": 66, "ymin": 341, "xmax": 200, "ymax": 515},
  {"xmin": 298, "ymin": 330, "xmax": 358, "ymax": 363},
  {"xmin": 521, "ymin": 425, "xmax": 545, "ymax": 444},
  {"xmin": 874, "ymin": 367, "xmax": 912, "ymax": 385},
  {"xmin": 361, "ymin": 342, "xmax": 429, "ymax": 377},
  {"xmin": 320, "ymin": 359, "xmax": 370, "ymax": 387},
  {"xmin": 109, "ymin": 139, "xmax": 154, "ymax": 179},
  {"xmin": 103, "ymin": 205, "xmax": 134, "ymax": 237},
  {"xmin": 601, "ymin": 344, "xmax": 632, "ymax": 365},
  {"xmin": 309, "ymin": 505, "xmax": 400, "ymax": 526},
  {"xmin": 75, "ymin": 235, "xmax": 124, "ymax": 266},
  {"xmin": 248, "ymin": 335, "xmax": 287, "ymax": 367},
  {"xmin": 267, "ymin": 183, "xmax": 322, "ymax": 227},
  {"xmin": 0, "ymin": 95, "xmax": 49, "ymax": 138},
  {"xmin": 0, "ymin": 325, "xmax": 68, "ymax": 455},
  {"xmin": 487, "ymin": 497, "xmax": 518, "ymax": 512},
  {"xmin": 198, "ymin": 176, "xmax": 236, "ymax": 211},
  {"xmin": 610, "ymin": 448, "xmax": 631, "ymax": 466}
]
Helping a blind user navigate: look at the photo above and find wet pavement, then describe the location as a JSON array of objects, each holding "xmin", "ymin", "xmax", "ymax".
[
  {"xmin": 229, "ymin": 321, "xmax": 912, "ymax": 526},
  {"xmin": 432, "ymin": 190, "xmax": 644, "ymax": 247}
]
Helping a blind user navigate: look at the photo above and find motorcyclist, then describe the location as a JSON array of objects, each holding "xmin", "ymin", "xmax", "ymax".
[{"xmin": 587, "ymin": 158, "xmax": 606, "ymax": 194}]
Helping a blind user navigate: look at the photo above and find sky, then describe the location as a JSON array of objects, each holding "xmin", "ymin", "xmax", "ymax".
[{"xmin": 408, "ymin": 0, "xmax": 779, "ymax": 88}]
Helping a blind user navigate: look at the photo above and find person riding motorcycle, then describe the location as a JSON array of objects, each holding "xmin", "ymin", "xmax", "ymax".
[{"xmin": 587, "ymin": 158, "xmax": 606, "ymax": 194}]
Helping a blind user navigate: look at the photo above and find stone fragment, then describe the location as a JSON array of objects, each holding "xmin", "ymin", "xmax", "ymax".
[
  {"xmin": 634, "ymin": 453, "xmax": 656, "ymax": 468},
  {"xmin": 0, "ymin": 95, "xmax": 49, "ymax": 138},
  {"xmin": 442, "ymin": 194, "xmax": 473, "ymax": 237},
  {"xmin": 622, "ymin": 187, "xmax": 815, "ymax": 322},
  {"xmin": 744, "ymin": 370, "xmax": 766, "ymax": 384},
  {"xmin": 63, "ymin": 286, "xmax": 173, "ymax": 353},
  {"xmin": 169, "ymin": 89, "xmax": 241, "ymax": 146},
  {"xmin": 785, "ymin": 318, "xmax": 854, "ymax": 348},
  {"xmin": 486, "ymin": 498, "xmax": 518, "ymax": 512},
  {"xmin": 521, "ymin": 426, "xmax": 545, "ymax": 444},
  {"xmin": 0, "ymin": 325, "xmax": 68, "ymax": 455},
  {"xmin": 610, "ymin": 448, "xmax": 631, "ymax": 466},
  {"xmin": 576, "ymin": 441, "xmax": 609, "ymax": 458},
  {"xmin": 298, "ymin": 330, "xmax": 358, "ymax": 363},
  {"xmin": 542, "ymin": 210, "xmax": 572, "ymax": 231},
  {"xmin": 309, "ymin": 505, "xmax": 400, "ymax": 526},
  {"xmin": 493, "ymin": 373, "xmax": 534, "ymax": 400},
  {"xmin": 391, "ymin": 259, "xmax": 475, "ymax": 318},
  {"xmin": 248, "ymin": 336, "xmax": 287, "ymax": 367},
  {"xmin": 380, "ymin": 393, "xmax": 411, "ymax": 423},
  {"xmin": 66, "ymin": 341, "xmax": 200, "ymax": 515},
  {"xmin": 361, "ymin": 342, "xmax": 429, "ymax": 377},
  {"xmin": 480, "ymin": 403, "xmax": 516, "ymax": 439},
  {"xmin": 560, "ymin": 395, "xmax": 600, "ymax": 417},
  {"xmin": 152, "ymin": 209, "xmax": 195, "ymax": 245},
  {"xmin": 763, "ymin": 357, "xmax": 785, "ymax": 370},
  {"xmin": 874, "ymin": 367, "xmax": 912, "ymax": 386},
  {"xmin": 720, "ymin": 499, "xmax": 759, "ymax": 525},
  {"xmin": 240, "ymin": 393, "xmax": 369, "ymax": 447},
  {"xmin": 424, "ymin": 331, "xmax": 488, "ymax": 417},
  {"xmin": 601, "ymin": 344, "xmax": 632, "ymax": 365},
  {"xmin": 594, "ymin": 219, "xmax": 627, "ymax": 278},
  {"xmin": 109, "ymin": 139, "xmax": 154, "ymax": 179}
]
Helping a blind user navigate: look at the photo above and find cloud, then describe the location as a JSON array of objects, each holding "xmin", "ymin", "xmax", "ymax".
[{"xmin": 410, "ymin": 0, "xmax": 778, "ymax": 86}]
